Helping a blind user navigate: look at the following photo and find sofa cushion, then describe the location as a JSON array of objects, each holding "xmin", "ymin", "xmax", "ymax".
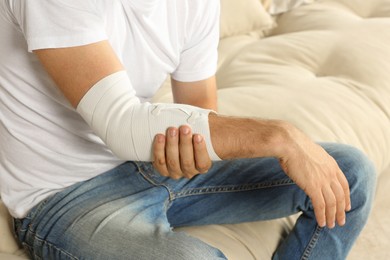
[
  {"xmin": 269, "ymin": 0, "xmax": 316, "ymax": 14},
  {"xmin": 217, "ymin": 0, "xmax": 390, "ymax": 175},
  {"xmin": 220, "ymin": 0, "xmax": 274, "ymax": 38}
]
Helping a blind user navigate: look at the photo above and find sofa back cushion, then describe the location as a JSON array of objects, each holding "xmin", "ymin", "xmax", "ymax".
[
  {"xmin": 269, "ymin": 0, "xmax": 316, "ymax": 14},
  {"xmin": 220, "ymin": 0, "xmax": 274, "ymax": 38}
]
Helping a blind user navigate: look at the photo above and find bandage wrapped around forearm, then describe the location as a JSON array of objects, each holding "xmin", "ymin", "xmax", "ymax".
[{"xmin": 77, "ymin": 71, "xmax": 221, "ymax": 161}]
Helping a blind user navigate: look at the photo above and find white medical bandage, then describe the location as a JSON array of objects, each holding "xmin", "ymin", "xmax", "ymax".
[{"xmin": 77, "ymin": 71, "xmax": 221, "ymax": 162}]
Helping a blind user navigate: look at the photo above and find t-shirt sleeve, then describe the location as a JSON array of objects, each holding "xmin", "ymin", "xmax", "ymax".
[
  {"xmin": 11, "ymin": 0, "xmax": 107, "ymax": 52},
  {"xmin": 171, "ymin": 0, "xmax": 220, "ymax": 82}
]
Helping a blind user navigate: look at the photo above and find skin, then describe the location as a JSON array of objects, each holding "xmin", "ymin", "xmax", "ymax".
[{"xmin": 34, "ymin": 40, "xmax": 351, "ymax": 230}]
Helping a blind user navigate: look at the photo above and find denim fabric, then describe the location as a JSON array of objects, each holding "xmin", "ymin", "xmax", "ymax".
[{"xmin": 14, "ymin": 143, "xmax": 376, "ymax": 260}]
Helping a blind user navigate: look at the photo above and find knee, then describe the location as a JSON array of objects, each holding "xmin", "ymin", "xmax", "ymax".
[{"xmin": 324, "ymin": 143, "xmax": 376, "ymax": 214}]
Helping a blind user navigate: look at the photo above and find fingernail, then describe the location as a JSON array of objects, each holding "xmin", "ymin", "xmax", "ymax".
[
  {"xmin": 156, "ymin": 135, "xmax": 165, "ymax": 143},
  {"xmin": 170, "ymin": 128, "xmax": 178, "ymax": 137},
  {"xmin": 182, "ymin": 127, "xmax": 190, "ymax": 135},
  {"xmin": 195, "ymin": 135, "xmax": 203, "ymax": 143},
  {"xmin": 340, "ymin": 218, "xmax": 346, "ymax": 226}
]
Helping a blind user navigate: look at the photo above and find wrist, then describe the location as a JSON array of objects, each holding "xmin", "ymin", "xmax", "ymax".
[
  {"xmin": 253, "ymin": 119, "xmax": 295, "ymax": 159},
  {"xmin": 273, "ymin": 121, "xmax": 315, "ymax": 162},
  {"xmin": 267, "ymin": 121, "xmax": 298, "ymax": 159}
]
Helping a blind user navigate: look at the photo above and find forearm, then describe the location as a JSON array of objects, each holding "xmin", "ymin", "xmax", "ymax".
[{"xmin": 209, "ymin": 113, "xmax": 291, "ymax": 160}]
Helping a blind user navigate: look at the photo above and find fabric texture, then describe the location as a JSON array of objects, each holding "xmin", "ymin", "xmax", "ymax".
[
  {"xmin": 219, "ymin": 0, "xmax": 274, "ymax": 38},
  {"xmin": 269, "ymin": 0, "xmax": 316, "ymax": 14}
]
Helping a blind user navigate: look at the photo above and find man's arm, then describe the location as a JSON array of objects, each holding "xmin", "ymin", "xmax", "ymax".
[
  {"xmin": 35, "ymin": 41, "xmax": 124, "ymax": 108},
  {"xmin": 35, "ymin": 41, "xmax": 350, "ymax": 229},
  {"xmin": 171, "ymin": 77, "xmax": 218, "ymax": 111},
  {"xmin": 210, "ymin": 114, "xmax": 351, "ymax": 229}
]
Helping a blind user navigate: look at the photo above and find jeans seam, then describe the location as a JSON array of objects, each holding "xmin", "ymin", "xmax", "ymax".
[
  {"xmin": 22, "ymin": 242, "xmax": 42, "ymax": 260},
  {"xmin": 134, "ymin": 162, "xmax": 174, "ymax": 201},
  {"xmin": 23, "ymin": 198, "xmax": 50, "ymax": 222},
  {"xmin": 24, "ymin": 231, "xmax": 79, "ymax": 260},
  {"xmin": 300, "ymin": 225, "xmax": 323, "ymax": 260},
  {"xmin": 173, "ymin": 178, "xmax": 295, "ymax": 199}
]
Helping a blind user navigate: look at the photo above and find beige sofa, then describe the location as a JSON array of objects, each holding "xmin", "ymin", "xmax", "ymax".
[{"xmin": 1, "ymin": 0, "xmax": 390, "ymax": 259}]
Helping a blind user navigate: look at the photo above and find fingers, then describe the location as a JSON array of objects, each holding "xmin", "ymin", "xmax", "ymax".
[
  {"xmin": 337, "ymin": 171, "xmax": 351, "ymax": 212},
  {"xmin": 311, "ymin": 192, "xmax": 327, "ymax": 228},
  {"xmin": 331, "ymin": 180, "xmax": 347, "ymax": 227},
  {"xmin": 179, "ymin": 127, "xmax": 198, "ymax": 178},
  {"xmin": 322, "ymin": 186, "xmax": 337, "ymax": 229},
  {"xmin": 153, "ymin": 134, "xmax": 169, "ymax": 177},
  {"xmin": 193, "ymin": 135, "xmax": 212, "ymax": 173},
  {"xmin": 152, "ymin": 128, "xmax": 182, "ymax": 179},
  {"xmin": 152, "ymin": 126, "xmax": 212, "ymax": 179},
  {"xmin": 312, "ymin": 170, "xmax": 350, "ymax": 229},
  {"xmin": 312, "ymin": 183, "xmax": 347, "ymax": 229},
  {"xmin": 165, "ymin": 127, "xmax": 182, "ymax": 179}
]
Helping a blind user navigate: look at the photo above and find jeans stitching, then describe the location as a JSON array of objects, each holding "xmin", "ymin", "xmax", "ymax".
[
  {"xmin": 300, "ymin": 225, "xmax": 323, "ymax": 260},
  {"xmin": 134, "ymin": 162, "xmax": 174, "ymax": 201},
  {"xmin": 173, "ymin": 178, "xmax": 295, "ymax": 199},
  {"xmin": 134, "ymin": 162, "xmax": 296, "ymax": 199},
  {"xmin": 23, "ymin": 198, "xmax": 50, "ymax": 222},
  {"xmin": 24, "ymin": 231, "xmax": 79, "ymax": 260},
  {"xmin": 21, "ymin": 242, "xmax": 42, "ymax": 260}
]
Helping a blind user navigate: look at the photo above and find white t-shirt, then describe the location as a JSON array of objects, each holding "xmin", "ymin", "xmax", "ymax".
[{"xmin": 0, "ymin": 0, "xmax": 220, "ymax": 218}]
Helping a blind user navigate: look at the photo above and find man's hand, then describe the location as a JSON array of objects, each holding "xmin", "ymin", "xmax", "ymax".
[
  {"xmin": 208, "ymin": 114, "xmax": 351, "ymax": 229},
  {"xmin": 278, "ymin": 126, "xmax": 351, "ymax": 229},
  {"xmin": 153, "ymin": 76, "xmax": 217, "ymax": 179},
  {"xmin": 152, "ymin": 125, "xmax": 212, "ymax": 179}
]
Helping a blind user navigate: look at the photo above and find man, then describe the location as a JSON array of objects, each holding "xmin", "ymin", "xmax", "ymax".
[{"xmin": 0, "ymin": 0, "xmax": 375, "ymax": 259}]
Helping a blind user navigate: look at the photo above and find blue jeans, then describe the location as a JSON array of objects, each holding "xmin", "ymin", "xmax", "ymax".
[{"xmin": 14, "ymin": 143, "xmax": 376, "ymax": 260}]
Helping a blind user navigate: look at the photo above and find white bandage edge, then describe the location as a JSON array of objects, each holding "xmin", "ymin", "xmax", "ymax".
[{"xmin": 77, "ymin": 71, "xmax": 221, "ymax": 162}]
